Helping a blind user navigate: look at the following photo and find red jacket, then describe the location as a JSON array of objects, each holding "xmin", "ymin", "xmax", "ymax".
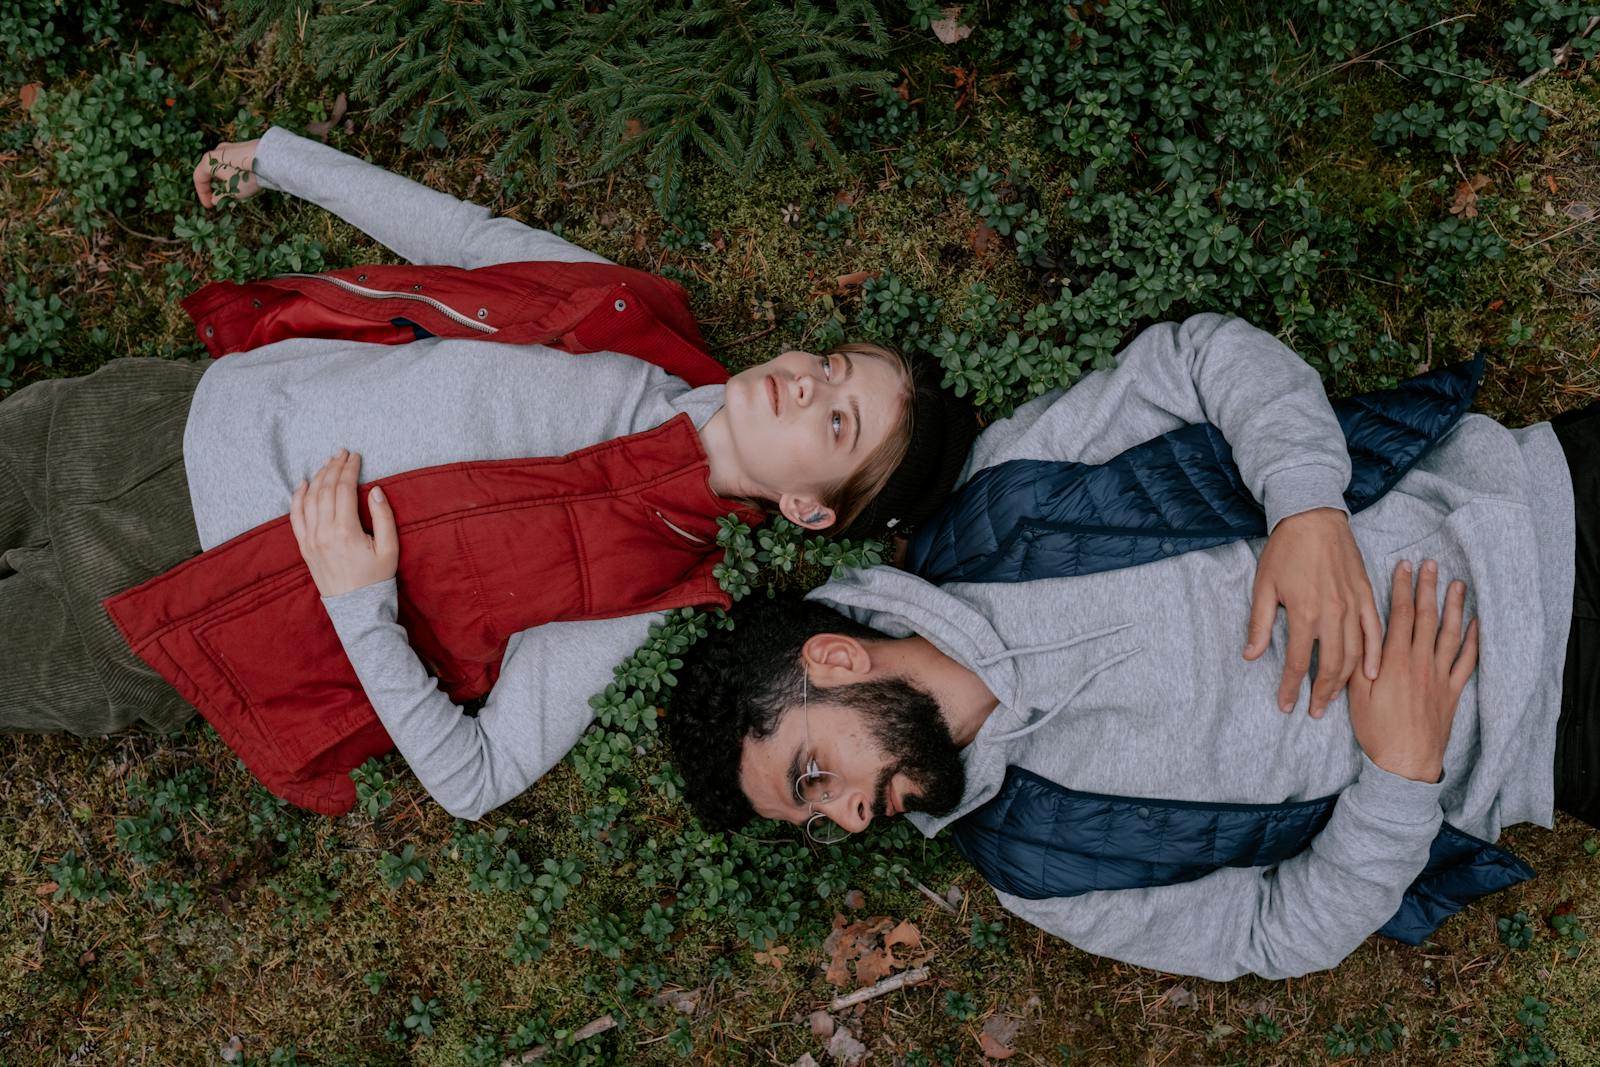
[
  {"xmin": 106, "ymin": 260, "xmax": 758, "ymax": 815},
  {"xmin": 181, "ymin": 258, "xmax": 728, "ymax": 387}
]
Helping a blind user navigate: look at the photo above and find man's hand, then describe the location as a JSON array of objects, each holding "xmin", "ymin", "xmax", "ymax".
[
  {"xmin": 1244, "ymin": 507, "xmax": 1382, "ymax": 717},
  {"xmin": 192, "ymin": 139, "xmax": 262, "ymax": 208},
  {"xmin": 1347, "ymin": 560, "xmax": 1478, "ymax": 782},
  {"xmin": 289, "ymin": 450, "xmax": 399, "ymax": 597}
]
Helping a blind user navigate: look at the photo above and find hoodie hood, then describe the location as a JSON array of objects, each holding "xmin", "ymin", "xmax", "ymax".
[{"xmin": 806, "ymin": 566, "xmax": 1145, "ymax": 836}]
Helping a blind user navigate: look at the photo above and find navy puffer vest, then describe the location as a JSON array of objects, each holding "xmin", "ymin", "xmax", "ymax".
[{"xmin": 911, "ymin": 354, "xmax": 1532, "ymax": 944}]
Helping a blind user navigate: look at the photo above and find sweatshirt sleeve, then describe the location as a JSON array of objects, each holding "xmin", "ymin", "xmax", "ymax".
[
  {"xmin": 964, "ymin": 314, "xmax": 1351, "ymax": 530},
  {"xmin": 318, "ymin": 579, "xmax": 660, "ymax": 820},
  {"xmin": 250, "ymin": 126, "xmax": 613, "ymax": 269},
  {"xmin": 993, "ymin": 756, "xmax": 1444, "ymax": 980}
]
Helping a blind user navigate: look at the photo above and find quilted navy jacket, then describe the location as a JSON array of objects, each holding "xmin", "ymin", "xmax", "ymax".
[{"xmin": 907, "ymin": 354, "xmax": 1485, "ymax": 584}]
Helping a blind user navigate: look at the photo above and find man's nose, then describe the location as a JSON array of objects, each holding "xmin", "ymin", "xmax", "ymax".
[{"xmin": 823, "ymin": 788, "xmax": 872, "ymax": 833}]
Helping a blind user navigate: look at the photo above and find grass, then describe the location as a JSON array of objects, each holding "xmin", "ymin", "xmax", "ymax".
[{"xmin": 2, "ymin": 2, "xmax": 1600, "ymax": 1063}]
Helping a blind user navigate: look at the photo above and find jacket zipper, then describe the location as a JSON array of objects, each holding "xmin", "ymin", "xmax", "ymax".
[
  {"xmin": 655, "ymin": 511, "xmax": 708, "ymax": 544},
  {"xmin": 275, "ymin": 273, "xmax": 500, "ymax": 334}
]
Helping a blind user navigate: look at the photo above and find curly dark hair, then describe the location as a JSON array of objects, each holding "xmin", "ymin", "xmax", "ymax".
[{"xmin": 662, "ymin": 594, "xmax": 882, "ymax": 831}]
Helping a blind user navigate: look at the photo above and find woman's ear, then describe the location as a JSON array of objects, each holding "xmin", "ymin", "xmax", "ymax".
[{"xmin": 778, "ymin": 493, "xmax": 836, "ymax": 531}]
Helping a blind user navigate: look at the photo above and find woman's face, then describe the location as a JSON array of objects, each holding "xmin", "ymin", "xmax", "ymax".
[{"xmin": 716, "ymin": 349, "xmax": 906, "ymax": 527}]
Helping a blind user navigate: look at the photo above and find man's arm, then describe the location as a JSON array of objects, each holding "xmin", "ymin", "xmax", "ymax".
[
  {"xmin": 194, "ymin": 128, "xmax": 609, "ymax": 269},
  {"xmin": 966, "ymin": 313, "xmax": 1379, "ymax": 713},
  {"xmin": 997, "ymin": 756, "xmax": 1444, "ymax": 980}
]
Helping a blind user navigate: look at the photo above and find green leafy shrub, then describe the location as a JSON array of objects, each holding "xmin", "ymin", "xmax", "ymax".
[
  {"xmin": 30, "ymin": 52, "xmax": 204, "ymax": 231},
  {"xmin": 1, "ymin": 274, "xmax": 74, "ymax": 389},
  {"xmin": 0, "ymin": 0, "xmax": 133, "ymax": 81},
  {"xmin": 48, "ymin": 849, "xmax": 114, "ymax": 902}
]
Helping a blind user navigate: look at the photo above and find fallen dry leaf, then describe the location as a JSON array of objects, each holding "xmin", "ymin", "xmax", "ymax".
[
  {"xmin": 20, "ymin": 83, "xmax": 42, "ymax": 110},
  {"xmin": 931, "ymin": 6, "xmax": 974, "ymax": 44},
  {"xmin": 1163, "ymin": 983, "xmax": 1198, "ymax": 1010},
  {"xmin": 1563, "ymin": 202, "xmax": 1595, "ymax": 220},
  {"xmin": 854, "ymin": 947, "xmax": 896, "ymax": 986},
  {"xmin": 828, "ymin": 1026, "xmax": 869, "ymax": 1066},
  {"xmin": 834, "ymin": 272, "xmax": 876, "ymax": 290},
  {"xmin": 218, "ymin": 1035, "xmax": 244, "ymax": 1063},
  {"xmin": 948, "ymin": 66, "xmax": 978, "ymax": 110},
  {"xmin": 659, "ymin": 987, "xmax": 702, "ymax": 1014},
  {"xmin": 1547, "ymin": 174, "xmax": 1560, "ymax": 194},
  {"xmin": 824, "ymin": 914, "xmax": 904, "ymax": 987},
  {"xmin": 753, "ymin": 945, "xmax": 790, "ymax": 970},
  {"xmin": 885, "ymin": 920, "xmax": 923, "ymax": 953},
  {"xmin": 971, "ymin": 221, "xmax": 999, "ymax": 255},
  {"xmin": 842, "ymin": 888, "xmax": 867, "ymax": 910},
  {"xmin": 809, "ymin": 1010, "xmax": 835, "ymax": 1039},
  {"xmin": 1449, "ymin": 174, "xmax": 1491, "ymax": 219},
  {"xmin": 623, "ymin": 118, "xmax": 645, "ymax": 141},
  {"xmin": 790, "ymin": 1055, "xmax": 820, "ymax": 1067},
  {"xmin": 1487, "ymin": 298, "xmax": 1506, "ymax": 311}
]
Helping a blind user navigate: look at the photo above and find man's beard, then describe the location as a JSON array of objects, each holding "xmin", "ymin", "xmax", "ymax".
[{"xmin": 824, "ymin": 677, "xmax": 967, "ymax": 818}]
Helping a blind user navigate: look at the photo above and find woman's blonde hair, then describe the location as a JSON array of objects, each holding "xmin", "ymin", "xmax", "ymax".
[{"xmin": 818, "ymin": 341, "xmax": 916, "ymax": 532}]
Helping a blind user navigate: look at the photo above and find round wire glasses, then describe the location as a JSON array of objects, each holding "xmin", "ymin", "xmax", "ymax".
[{"xmin": 795, "ymin": 673, "xmax": 853, "ymax": 845}]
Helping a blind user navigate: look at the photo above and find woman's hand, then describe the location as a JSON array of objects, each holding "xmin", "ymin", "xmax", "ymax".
[
  {"xmin": 289, "ymin": 450, "xmax": 399, "ymax": 597},
  {"xmin": 1346, "ymin": 559, "xmax": 1479, "ymax": 783},
  {"xmin": 192, "ymin": 139, "xmax": 262, "ymax": 208}
]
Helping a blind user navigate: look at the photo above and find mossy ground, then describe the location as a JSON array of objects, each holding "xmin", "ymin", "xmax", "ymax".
[{"xmin": 2, "ymin": 5, "xmax": 1599, "ymax": 1065}]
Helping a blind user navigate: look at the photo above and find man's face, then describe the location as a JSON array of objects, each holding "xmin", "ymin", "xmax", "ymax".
[
  {"xmin": 720, "ymin": 350, "xmax": 905, "ymax": 522},
  {"xmin": 738, "ymin": 676, "xmax": 967, "ymax": 837}
]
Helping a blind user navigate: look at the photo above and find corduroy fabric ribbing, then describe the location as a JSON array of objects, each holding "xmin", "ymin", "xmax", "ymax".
[{"xmin": 0, "ymin": 358, "xmax": 204, "ymax": 734}]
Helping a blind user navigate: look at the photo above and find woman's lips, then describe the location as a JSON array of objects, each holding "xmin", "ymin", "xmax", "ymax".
[{"xmin": 766, "ymin": 374, "xmax": 781, "ymax": 417}]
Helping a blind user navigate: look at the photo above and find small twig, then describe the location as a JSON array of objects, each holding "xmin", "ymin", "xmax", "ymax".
[
  {"xmin": 1519, "ymin": 14, "xmax": 1600, "ymax": 88},
  {"xmin": 501, "ymin": 1013, "xmax": 617, "ymax": 1065},
  {"xmin": 912, "ymin": 877, "xmax": 959, "ymax": 915},
  {"xmin": 1515, "ymin": 211, "xmax": 1600, "ymax": 253},
  {"xmin": 828, "ymin": 966, "xmax": 932, "ymax": 1012},
  {"xmin": 108, "ymin": 214, "xmax": 184, "ymax": 245},
  {"xmin": 1291, "ymin": 14, "xmax": 1474, "ymax": 90},
  {"xmin": 710, "ymin": 324, "xmax": 778, "ymax": 352}
]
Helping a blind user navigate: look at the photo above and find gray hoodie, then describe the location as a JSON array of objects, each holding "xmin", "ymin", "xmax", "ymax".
[{"xmin": 810, "ymin": 316, "xmax": 1573, "ymax": 980}]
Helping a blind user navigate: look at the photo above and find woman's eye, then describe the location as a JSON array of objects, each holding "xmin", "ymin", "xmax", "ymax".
[
  {"xmin": 831, "ymin": 412, "xmax": 842, "ymax": 437},
  {"xmin": 818, "ymin": 354, "xmax": 833, "ymax": 380}
]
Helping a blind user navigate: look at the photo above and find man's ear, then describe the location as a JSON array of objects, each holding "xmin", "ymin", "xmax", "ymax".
[
  {"xmin": 801, "ymin": 632, "xmax": 873, "ymax": 686},
  {"xmin": 778, "ymin": 492, "xmax": 836, "ymax": 531}
]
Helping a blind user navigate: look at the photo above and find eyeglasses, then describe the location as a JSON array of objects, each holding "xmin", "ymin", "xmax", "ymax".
[{"xmin": 794, "ymin": 673, "xmax": 853, "ymax": 845}]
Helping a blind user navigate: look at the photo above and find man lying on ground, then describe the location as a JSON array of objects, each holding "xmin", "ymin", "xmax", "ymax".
[{"xmin": 665, "ymin": 314, "xmax": 1595, "ymax": 980}]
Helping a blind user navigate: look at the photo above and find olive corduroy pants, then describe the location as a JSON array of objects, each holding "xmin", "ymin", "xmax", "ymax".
[{"xmin": 0, "ymin": 358, "xmax": 204, "ymax": 735}]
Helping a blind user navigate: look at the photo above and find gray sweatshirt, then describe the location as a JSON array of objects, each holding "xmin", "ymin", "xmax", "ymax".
[
  {"xmin": 809, "ymin": 315, "xmax": 1573, "ymax": 980},
  {"xmin": 181, "ymin": 128, "xmax": 716, "ymax": 819}
]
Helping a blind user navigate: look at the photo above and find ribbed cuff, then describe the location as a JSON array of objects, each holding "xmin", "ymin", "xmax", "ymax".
[
  {"xmin": 1351, "ymin": 752, "xmax": 1446, "ymax": 821},
  {"xmin": 250, "ymin": 125, "xmax": 299, "ymax": 193},
  {"xmin": 1261, "ymin": 467, "xmax": 1350, "ymax": 532}
]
